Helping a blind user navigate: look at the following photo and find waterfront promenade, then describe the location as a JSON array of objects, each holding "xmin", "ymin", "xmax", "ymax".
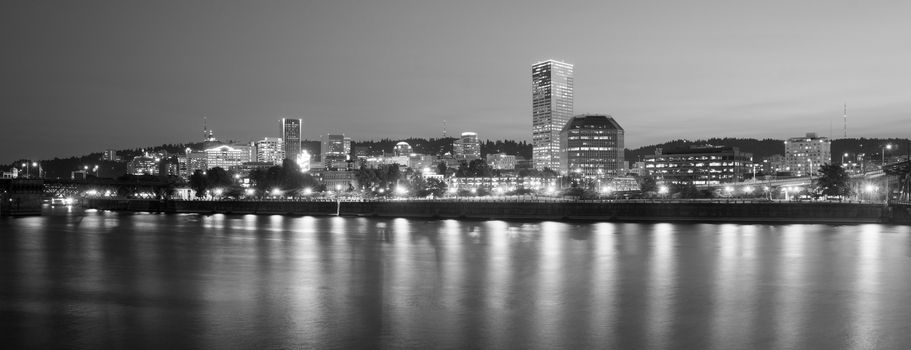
[{"xmin": 84, "ymin": 197, "xmax": 909, "ymax": 225}]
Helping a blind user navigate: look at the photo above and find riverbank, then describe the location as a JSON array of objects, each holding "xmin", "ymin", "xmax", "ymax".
[{"xmin": 83, "ymin": 198, "xmax": 909, "ymax": 224}]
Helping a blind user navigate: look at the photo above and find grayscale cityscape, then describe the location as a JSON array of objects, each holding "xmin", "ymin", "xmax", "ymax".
[{"xmin": 2, "ymin": 1, "xmax": 911, "ymax": 349}]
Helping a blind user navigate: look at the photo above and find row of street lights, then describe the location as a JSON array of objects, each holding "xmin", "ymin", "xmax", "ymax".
[{"xmin": 19, "ymin": 161, "xmax": 40, "ymax": 178}]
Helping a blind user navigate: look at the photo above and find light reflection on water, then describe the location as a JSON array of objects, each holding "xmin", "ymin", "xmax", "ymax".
[{"xmin": 2, "ymin": 210, "xmax": 911, "ymax": 349}]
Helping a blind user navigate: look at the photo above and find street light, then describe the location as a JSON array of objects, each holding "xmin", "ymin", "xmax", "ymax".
[
  {"xmin": 864, "ymin": 184, "xmax": 877, "ymax": 202},
  {"xmin": 882, "ymin": 144, "xmax": 894, "ymax": 202}
]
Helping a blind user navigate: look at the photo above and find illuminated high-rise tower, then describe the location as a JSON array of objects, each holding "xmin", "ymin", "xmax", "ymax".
[
  {"xmin": 532, "ymin": 59, "xmax": 574, "ymax": 171},
  {"xmin": 280, "ymin": 118, "xmax": 302, "ymax": 161}
]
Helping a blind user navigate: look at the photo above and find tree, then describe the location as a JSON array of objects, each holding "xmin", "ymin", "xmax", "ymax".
[
  {"xmin": 815, "ymin": 163, "xmax": 851, "ymax": 197},
  {"xmin": 455, "ymin": 159, "xmax": 493, "ymax": 177},
  {"xmin": 670, "ymin": 182, "xmax": 701, "ymax": 198},
  {"xmin": 205, "ymin": 167, "xmax": 233, "ymax": 189},
  {"xmin": 436, "ymin": 162, "xmax": 448, "ymax": 176},
  {"xmin": 638, "ymin": 175, "xmax": 657, "ymax": 192},
  {"xmin": 189, "ymin": 170, "xmax": 208, "ymax": 197}
]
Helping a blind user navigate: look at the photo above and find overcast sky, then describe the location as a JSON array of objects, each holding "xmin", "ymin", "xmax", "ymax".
[{"xmin": 2, "ymin": 0, "xmax": 910, "ymax": 163}]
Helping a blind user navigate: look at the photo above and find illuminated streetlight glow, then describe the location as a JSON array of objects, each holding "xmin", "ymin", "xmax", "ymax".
[{"xmin": 658, "ymin": 185, "xmax": 669, "ymax": 195}]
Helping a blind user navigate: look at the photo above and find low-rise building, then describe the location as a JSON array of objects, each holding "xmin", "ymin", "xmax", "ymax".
[
  {"xmin": 318, "ymin": 170, "xmax": 358, "ymax": 191},
  {"xmin": 644, "ymin": 145, "xmax": 753, "ymax": 185},
  {"xmin": 127, "ymin": 154, "xmax": 161, "ymax": 175},
  {"xmin": 448, "ymin": 176, "xmax": 555, "ymax": 192},
  {"xmin": 487, "ymin": 153, "xmax": 517, "ymax": 170}
]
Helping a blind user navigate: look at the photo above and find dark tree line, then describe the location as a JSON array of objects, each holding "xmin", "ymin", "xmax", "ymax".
[
  {"xmin": 248, "ymin": 159, "xmax": 320, "ymax": 196},
  {"xmin": 354, "ymin": 164, "xmax": 402, "ymax": 192}
]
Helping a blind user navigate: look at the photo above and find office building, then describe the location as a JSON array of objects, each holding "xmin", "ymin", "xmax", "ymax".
[
  {"xmin": 127, "ymin": 155, "xmax": 160, "ymax": 176},
  {"xmin": 281, "ymin": 118, "xmax": 302, "ymax": 161},
  {"xmin": 487, "ymin": 153, "xmax": 517, "ymax": 170},
  {"xmin": 323, "ymin": 134, "xmax": 349, "ymax": 169},
  {"xmin": 255, "ymin": 137, "xmax": 285, "ymax": 165},
  {"xmin": 532, "ymin": 59, "xmax": 574, "ymax": 171},
  {"xmin": 644, "ymin": 145, "xmax": 753, "ymax": 184},
  {"xmin": 559, "ymin": 114, "xmax": 625, "ymax": 178},
  {"xmin": 203, "ymin": 145, "xmax": 253, "ymax": 171},
  {"xmin": 453, "ymin": 132, "xmax": 481, "ymax": 160},
  {"xmin": 784, "ymin": 132, "xmax": 831, "ymax": 177}
]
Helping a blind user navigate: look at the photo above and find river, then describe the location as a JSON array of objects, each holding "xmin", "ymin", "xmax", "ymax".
[{"xmin": 2, "ymin": 208, "xmax": 911, "ymax": 349}]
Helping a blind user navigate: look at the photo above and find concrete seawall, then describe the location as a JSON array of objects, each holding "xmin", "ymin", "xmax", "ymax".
[{"xmin": 84, "ymin": 199, "xmax": 901, "ymax": 224}]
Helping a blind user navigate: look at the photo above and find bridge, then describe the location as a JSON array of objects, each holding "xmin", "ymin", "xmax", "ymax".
[
  {"xmin": 42, "ymin": 178, "xmax": 175, "ymax": 199},
  {"xmin": 884, "ymin": 159, "xmax": 911, "ymax": 203},
  {"xmin": 694, "ymin": 158, "xmax": 911, "ymax": 202}
]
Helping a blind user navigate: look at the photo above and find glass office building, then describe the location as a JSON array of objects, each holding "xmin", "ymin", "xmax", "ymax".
[
  {"xmin": 280, "ymin": 118, "xmax": 302, "ymax": 162},
  {"xmin": 532, "ymin": 59, "xmax": 574, "ymax": 171}
]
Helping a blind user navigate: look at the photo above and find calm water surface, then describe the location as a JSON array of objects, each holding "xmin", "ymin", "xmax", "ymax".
[{"xmin": 2, "ymin": 208, "xmax": 911, "ymax": 349}]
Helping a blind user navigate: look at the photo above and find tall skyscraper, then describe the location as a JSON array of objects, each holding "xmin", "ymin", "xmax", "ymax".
[
  {"xmin": 532, "ymin": 59, "xmax": 574, "ymax": 171},
  {"xmin": 280, "ymin": 118, "xmax": 302, "ymax": 162}
]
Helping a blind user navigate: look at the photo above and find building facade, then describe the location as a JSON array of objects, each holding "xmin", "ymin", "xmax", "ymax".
[
  {"xmin": 644, "ymin": 145, "xmax": 753, "ymax": 185},
  {"xmin": 203, "ymin": 145, "xmax": 253, "ymax": 170},
  {"xmin": 453, "ymin": 132, "xmax": 481, "ymax": 160},
  {"xmin": 127, "ymin": 155, "xmax": 160, "ymax": 175},
  {"xmin": 255, "ymin": 137, "xmax": 285, "ymax": 165},
  {"xmin": 559, "ymin": 114, "xmax": 625, "ymax": 178},
  {"xmin": 784, "ymin": 132, "xmax": 831, "ymax": 177},
  {"xmin": 281, "ymin": 118, "xmax": 302, "ymax": 161},
  {"xmin": 532, "ymin": 59, "xmax": 574, "ymax": 171},
  {"xmin": 487, "ymin": 153, "xmax": 517, "ymax": 170},
  {"xmin": 323, "ymin": 134, "xmax": 349, "ymax": 169}
]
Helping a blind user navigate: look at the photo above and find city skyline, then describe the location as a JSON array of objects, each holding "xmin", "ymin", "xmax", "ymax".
[{"xmin": 3, "ymin": 0, "xmax": 911, "ymax": 164}]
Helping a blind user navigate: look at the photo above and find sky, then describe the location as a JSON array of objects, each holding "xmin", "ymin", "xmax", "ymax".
[{"xmin": 2, "ymin": 0, "xmax": 910, "ymax": 163}]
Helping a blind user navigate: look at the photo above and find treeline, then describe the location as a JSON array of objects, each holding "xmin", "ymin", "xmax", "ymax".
[{"xmin": 3, "ymin": 142, "xmax": 203, "ymax": 179}]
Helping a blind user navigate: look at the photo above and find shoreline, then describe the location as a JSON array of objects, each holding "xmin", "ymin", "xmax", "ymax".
[{"xmin": 82, "ymin": 198, "xmax": 910, "ymax": 225}]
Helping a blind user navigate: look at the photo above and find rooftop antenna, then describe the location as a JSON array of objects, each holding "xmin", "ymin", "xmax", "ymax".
[
  {"xmin": 202, "ymin": 116, "xmax": 215, "ymax": 141},
  {"xmin": 443, "ymin": 119, "xmax": 447, "ymax": 138}
]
